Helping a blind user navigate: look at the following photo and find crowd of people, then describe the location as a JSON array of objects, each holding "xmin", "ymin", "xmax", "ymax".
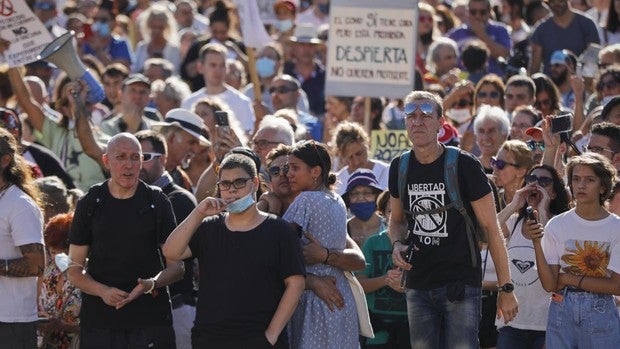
[{"xmin": 1, "ymin": 0, "xmax": 620, "ymax": 348}]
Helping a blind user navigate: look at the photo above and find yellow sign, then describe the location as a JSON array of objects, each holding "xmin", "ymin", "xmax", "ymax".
[{"xmin": 370, "ymin": 130, "xmax": 411, "ymax": 162}]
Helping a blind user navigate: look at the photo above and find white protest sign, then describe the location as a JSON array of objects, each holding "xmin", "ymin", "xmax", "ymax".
[
  {"xmin": 0, "ymin": 0, "xmax": 52, "ymax": 67},
  {"xmin": 326, "ymin": 0, "xmax": 416, "ymax": 99}
]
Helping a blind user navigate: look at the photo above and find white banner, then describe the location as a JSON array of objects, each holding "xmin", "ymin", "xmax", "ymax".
[
  {"xmin": 326, "ymin": 0, "xmax": 416, "ymax": 99},
  {"xmin": 0, "ymin": 0, "xmax": 52, "ymax": 67}
]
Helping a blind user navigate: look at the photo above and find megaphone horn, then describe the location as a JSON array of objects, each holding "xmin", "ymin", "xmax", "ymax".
[{"xmin": 37, "ymin": 31, "xmax": 105, "ymax": 104}]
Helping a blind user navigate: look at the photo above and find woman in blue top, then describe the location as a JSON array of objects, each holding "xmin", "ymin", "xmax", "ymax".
[{"xmin": 283, "ymin": 140, "xmax": 365, "ymax": 349}]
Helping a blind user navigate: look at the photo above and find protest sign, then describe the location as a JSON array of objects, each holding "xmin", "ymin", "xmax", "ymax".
[
  {"xmin": 370, "ymin": 129, "xmax": 411, "ymax": 162},
  {"xmin": 0, "ymin": 0, "xmax": 52, "ymax": 67},
  {"xmin": 326, "ymin": 0, "xmax": 416, "ymax": 99}
]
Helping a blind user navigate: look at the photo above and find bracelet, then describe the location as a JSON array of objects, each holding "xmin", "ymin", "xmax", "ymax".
[
  {"xmin": 144, "ymin": 278, "xmax": 156, "ymax": 294},
  {"xmin": 577, "ymin": 275, "xmax": 586, "ymax": 289},
  {"xmin": 323, "ymin": 248, "xmax": 330, "ymax": 264}
]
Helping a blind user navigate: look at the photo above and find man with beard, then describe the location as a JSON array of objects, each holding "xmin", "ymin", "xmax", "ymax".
[
  {"xmin": 549, "ymin": 50, "xmax": 578, "ymax": 109},
  {"xmin": 529, "ymin": 0, "xmax": 599, "ymax": 75}
]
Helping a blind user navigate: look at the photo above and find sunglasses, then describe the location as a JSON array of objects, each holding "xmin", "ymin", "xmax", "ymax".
[
  {"xmin": 477, "ymin": 91, "xmax": 500, "ymax": 99},
  {"xmin": 217, "ymin": 177, "xmax": 252, "ymax": 191},
  {"xmin": 268, "ymin": 164, "xmax": 289, "ymax": 177},
  {"xmin": 456, "ymin": 99, "xmax": 473, "ymax": 107},
  {"xmin": 490, "ymin": 157, "xmax": 519, "ymax": 170},
  {"xmin": 404, "ymin": 102, "xmax": 435, "ymax": 116},
  {"xmin": 597, "ymin": 80, "xmax": 619, "ymax": 91},
  {"xmin": 526, "ymin": 140, "xmax": 545, "ymax": 151},
  {"xmin": 142, "ymin": 152, "xmax": 163, "ymax": 162},
  {"xmin": 525, "ymin": 174, "xmax": 553, "ymax": 187},
  {"xmin": 268, "ymin": 85, "xmax": 297, "ymax": 94}
]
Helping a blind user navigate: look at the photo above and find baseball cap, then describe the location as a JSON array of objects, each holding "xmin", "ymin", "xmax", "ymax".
[
  {"xmin": 550, "ymin": 50, "xmax": 568, "ymax": 66},
  {"xmin": 525, "ymin": 127, "xmax": 543, "ymax": 141},
  {"xmin": 122, "ymin": 73, "xmax": 150, "ymax": 88}
]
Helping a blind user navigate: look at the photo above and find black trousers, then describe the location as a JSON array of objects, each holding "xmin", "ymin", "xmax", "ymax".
[{"xmin": 0, "ymin": 321, "xmax": 37, "ymax": 349}]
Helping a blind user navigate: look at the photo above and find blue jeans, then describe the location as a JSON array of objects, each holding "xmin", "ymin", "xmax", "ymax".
[
  {"xmin": 406, "ymin": 285, "xmax": 481, "ymax": 349},
  {"xmin": 546, "ymin": 290, "xmax": 620, "ymax": 348},
  {"xmin": 496, "ymin": 326, "xmax": 545, "ymax": 349}
]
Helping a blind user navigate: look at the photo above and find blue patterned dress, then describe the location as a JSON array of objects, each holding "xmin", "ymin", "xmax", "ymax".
[{"xmin": 283, "ymin": 190, "xmax": 360, "ymax": 349}]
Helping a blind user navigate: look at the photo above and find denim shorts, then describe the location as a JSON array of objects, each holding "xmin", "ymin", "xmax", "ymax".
[
  {"xmin": 546, "ymin": 289, "xmax": 620, "ymax": 348},
  {"xmin": 406, "ymin": 284, "xmax": 481, "ymax": 349}
]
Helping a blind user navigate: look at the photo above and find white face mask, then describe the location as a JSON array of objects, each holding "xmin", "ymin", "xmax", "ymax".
[
  {"xmin": 54, "ymin": 253, "xmax": 69, "ymax": 273},
  {"xmin": 447, "ymin": 108, "xmax": 472, "ymax": 124}
]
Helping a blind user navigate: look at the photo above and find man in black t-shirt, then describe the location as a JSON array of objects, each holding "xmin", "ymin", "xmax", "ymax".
[
  {"xmin": 389, "ymin": 91, "xmax": 518, "ymax": 348},
  {"xmin": 68, "ymin": 133, "xmax": 183, "ymax": 348}
]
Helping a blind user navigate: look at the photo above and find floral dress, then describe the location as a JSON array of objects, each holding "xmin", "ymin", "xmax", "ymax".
[
  {"xmin": 38, "ymin": 258, "xmax": 81, "ymax": 349},
  {"xmin": 283, "ymin": 190, "xmax": 360, "ymax": 349}
]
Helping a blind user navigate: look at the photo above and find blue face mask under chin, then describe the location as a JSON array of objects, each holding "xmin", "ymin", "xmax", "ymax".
[
  {"xmin": 226, "ymin": 185, "xmax": 256, "ymax": 214},
  {"xmin": 350, "ymin": 201, "xmax": 377, "ymax": 221}
]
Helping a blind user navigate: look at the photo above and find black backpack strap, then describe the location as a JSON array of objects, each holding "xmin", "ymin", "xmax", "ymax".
[{"xmin": 443, "ymin": 147, "xmax": 478, "ymax": 268}]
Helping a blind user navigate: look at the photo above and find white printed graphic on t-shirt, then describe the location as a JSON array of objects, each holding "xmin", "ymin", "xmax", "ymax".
[
  {"xmin": 507, "ymin": 245, "xmax": 539, "ymax": 287},
  {"xmin": 407, "ymin": 182, "xmax": 447, "ymax": 238}
]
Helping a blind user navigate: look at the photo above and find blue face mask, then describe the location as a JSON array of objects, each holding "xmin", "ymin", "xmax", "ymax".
[
  {"xmin": 274, "ymin": 19, "xmax": 294, "ymax": 32},
  {"xmin": 318, "ymin": 3, "xmax": 330, "ymax": 14},
  {"xmin": 350, "ymin": 202, "xmax": 377, "ymax": 221},
  {"xmin": 255, "ymin": 57, "xmax": 276, "ymax": 78},
  {"xmin": 92, "ymin": 21, "xmax": 111, "ymax": 37},
  {"xmin": 54, "ymin": 253, "xmax": 70, "ymax": 273},
  {"xmin": 226, "ymin": 185, "xmax": 256, "ymax": 213}
]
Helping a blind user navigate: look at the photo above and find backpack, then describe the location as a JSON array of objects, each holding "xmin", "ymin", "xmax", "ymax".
[
  {"xmin": 84, "ymin": 180, "xmax": 166, "ymax": 268},
  {"xmin": 397, "ymin": 146, "xmax": 479, "ymax": 268}
]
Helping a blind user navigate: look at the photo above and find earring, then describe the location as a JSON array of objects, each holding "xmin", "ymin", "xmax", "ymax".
[{"xmin": 312, "ymin": 177, "xmax": 317, "ymax": 184}]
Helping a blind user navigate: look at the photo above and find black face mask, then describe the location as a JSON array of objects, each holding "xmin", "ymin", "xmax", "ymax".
[{"xmin": 420, "ymin": 31, "xmax": 434, "ymax": 45}]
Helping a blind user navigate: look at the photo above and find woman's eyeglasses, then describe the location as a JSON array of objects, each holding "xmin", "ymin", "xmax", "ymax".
[
  {"xmin": 268, "ymin": 164, "xmax": 289, "ymax": 178},
  {"xmin": 490, "ymin": 157, "xmax": 519, "ymax": 170},
  {"xmin": 525, "ymin": 174, "xmax": 553, "ymax": 187},
  {"xmin": 217, "ymin": 177, "xmax": 252, "ymax": 191},
  {"xmin": 526, "ymin": 140, "xmax": 545, "ymax": 152},
  {"xmin": 142, "ymin": 152, "xmax": 163, "ymax": 162}
]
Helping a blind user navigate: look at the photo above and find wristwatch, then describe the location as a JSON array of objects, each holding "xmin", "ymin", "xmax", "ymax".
[{"xmin": 498, "ymin": 282, "xmax": 515, "ymax": 293}]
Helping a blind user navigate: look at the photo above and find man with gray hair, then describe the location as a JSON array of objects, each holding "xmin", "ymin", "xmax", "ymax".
[
  {"xmin": 389, "ymin": 91, "xmax": 518, "ymax": 348},
  {"xmin": 251, "ymin": 115, "xmax": 295, "ymax": 180}
]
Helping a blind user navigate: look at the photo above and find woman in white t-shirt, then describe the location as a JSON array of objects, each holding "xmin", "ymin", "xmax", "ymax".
[
  {"xmin": 528, "ymin": 153, "xmax": 620, "ymax": 348},
  {"xmin": 496, "ymin": 164, "xmax": 570, "ymax": 348}
]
